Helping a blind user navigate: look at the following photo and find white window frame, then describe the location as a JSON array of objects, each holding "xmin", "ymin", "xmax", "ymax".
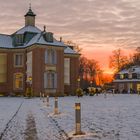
[
  {"xmin": 13, "ymin": 73, "xmax": 24, "ymax": 90},
  {"xmin": 45, "ymin": 49, "xmax": 56, "ymax": 65},
  {"xmin": 64, "ymin": 58, "xmax": 70, "ymax": 85},
  {"xmin": 44, "ymin": 71, "xmax": 57, "ymax": 89},
  {"xmin": 0, "ymin": 53, "xmax": 7, "ymax": 83},
  {"xmin": 14, "ymin": 53, "xmax": 24, "ymax": 67}
]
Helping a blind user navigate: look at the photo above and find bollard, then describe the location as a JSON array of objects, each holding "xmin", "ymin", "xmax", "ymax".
[
  {"xmin": 46, "ymin": 95, "xmax": 49, "ymax": 107},
  {"xmin": 54, "ymin": 97, "xmax": 59, "ymax": 114},
  {"xmin": 42, "ymin": 93, "xmax": 45, "ymax": 103},
  {"xmin": 74, "ymin": 103, "xmax": 84, "ymax": 135},
  {"xmin": 40, "ymin": 92, "xmax": 42, "ymax": 100}
]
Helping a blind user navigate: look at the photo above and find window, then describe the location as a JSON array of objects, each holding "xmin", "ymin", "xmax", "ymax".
[
  {"xmin": 124, "ymin": 73, "xmax": 128, "ymax": 79},
  {"xmin": 0, "ymin": 54, "xmax": 7, "ymax": 83},
  {"xmin": 120, "ymin": 74, "xmax": 124, "ymax": 79},
  {"xmin": 64, "ymin": 58, "xmax": 70, "ymax": 84},
  {"xmin": 137, "ymin": 84, "xmax": 140, "ymax": 91},
  {"xmin": 45, "ymin": 49, "xmax": 56, "ymax": 64},
  {"xmin": 44, "ymin": 72, "xmax": 57, "ymax": 89},
  {"xmin": 14, "ymin": 53, "xmax": 23, "ymax": 67},
  {"xmin": 14, "ymin": 73, "xmax": 23, "ymax": 90},
  {"xmin": 137, "ymin": 73, "xmax": 140, "ymax": 79},
  {"xmin": 128, "ymin": 73, "xmax": 132, "ymax": 79},
  {"xmin": 26, "ymin": 52, "xmax": 32, "ymax": 81},
  {"xmin": 15, "ymin": 34, "xmax": 24, "ymax": 45}
]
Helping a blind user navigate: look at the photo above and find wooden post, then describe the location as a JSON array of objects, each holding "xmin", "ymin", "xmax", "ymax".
[
  {"xmin": 75, "ymin": 103, "xmax": 82, "ymax": 135},
  {"xmin": 46, "ymin": 95, "xmax": 49, "ymax": 107},
  {"xmin": 40, "ymin": 92, "xmax": 42, "ymax": 100},
  {"xmin": 42, "ymin": 93, "xmax": 45, "ymax": 102},
  {"xmin": 54, "ymin": 97, "xmax": 58, "ymax": 114}
]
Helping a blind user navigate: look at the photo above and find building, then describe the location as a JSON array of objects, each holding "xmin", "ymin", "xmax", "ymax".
[
  {"xmin": 0, "ymin": 6, "xmax": 80, "ymax": 96},
  {"xmin": 113, "ymin": 66, "xmax": 140, "ymax": 93}
]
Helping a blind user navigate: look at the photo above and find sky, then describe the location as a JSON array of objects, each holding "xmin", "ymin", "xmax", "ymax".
[{"xmin": 0, "ymin": 0, "xmax": 139, "ymax": 73}]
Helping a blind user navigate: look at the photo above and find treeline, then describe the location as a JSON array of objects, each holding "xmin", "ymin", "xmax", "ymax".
[{"xmin": 109, "ymin": 47, "xmax": 140, "ymax": 73}]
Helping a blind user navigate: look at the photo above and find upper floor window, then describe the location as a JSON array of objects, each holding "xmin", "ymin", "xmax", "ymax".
[
  {"xmin": 120, "ymin": 74, "xmax": 124, "ymax": 79},
  {"xmin": 14, "ymin": 53, "xmax": 23, "ymax": 67},
  {"xmin": 132, "ymin": 73, "xmax": 137, "ymax": 79},
  {"xmin": 15, "ymin": 34, "xmax": 24, "ymax": 45},
  {"xmin": 128, "ymin": 73, "xmax": 132, "ymax": 79},
  {"xmin": 45, "ymin": 49, "xmax": 56, "ymax": 64},
  {"xmin": 137, "ymin": 73, "xmax": 140, "ymax": 79},
  {"xmin": 124, "ymin": 73, "xmax": 128, "ymax": 79},
  {"xmin": 64, "ymin": 58, "xmax": 70, "ymax": 84}
]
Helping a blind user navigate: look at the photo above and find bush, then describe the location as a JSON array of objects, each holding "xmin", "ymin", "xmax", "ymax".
[
  {"xmin": 76, "ymin": 88, "xmax": 83, "ymax": 97},
  {"xmin": 89, "ymin": 88, "xmax": 95, "ymax": 96}
]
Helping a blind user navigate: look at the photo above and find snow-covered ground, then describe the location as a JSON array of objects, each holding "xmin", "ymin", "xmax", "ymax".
[{"xmin": 0, "ymin": 94, "xmax": 140, "ymax": 140}]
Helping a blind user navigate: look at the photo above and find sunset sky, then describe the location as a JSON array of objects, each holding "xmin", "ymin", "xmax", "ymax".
[{"xmin": 0, "ymin": 0, "xmax": 139, "ymax": 73}]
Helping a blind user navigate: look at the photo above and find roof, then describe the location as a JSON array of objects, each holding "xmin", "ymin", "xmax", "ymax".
[
  {"xmin": 118, "ymin": 66, "xmax": 140, "ymax": 74},
  {"xmin": 64, "ymin": 46, "xmax": 78, "ymax": 54},
  {"xmin": 14, "ymin": 26, "xmax": 41, "ymax": 34},
  {"xmin": 0, "ymin": 34, "xmax": 13, "ymax": 48},
  {"xmin": 24, "ymin": 32, "xmax": 67, "ymax": 47}
]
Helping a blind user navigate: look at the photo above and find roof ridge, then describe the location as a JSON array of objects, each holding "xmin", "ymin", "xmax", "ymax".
[
  {"xmin": 0, "ymin": 33, "xmax": 11, "ymax": 36},
  {"xmin": 12, "ymin": 25, "xmax": 41, "ymax": 35}
]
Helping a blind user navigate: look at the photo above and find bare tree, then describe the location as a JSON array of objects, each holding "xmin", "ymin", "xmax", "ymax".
[
  {"xmin": 64, "ymin": 40, "xmax": 82, "ymax": 53},
  {"xmin": 132, "ymin": 47, "xmax": 140, "ymax": 65},
  {"xmin": 109, "ymin": 48, "xmax": 128, "ymax": 73}
]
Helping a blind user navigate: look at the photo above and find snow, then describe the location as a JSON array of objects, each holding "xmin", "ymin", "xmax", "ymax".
[
  {"xmin": 0, "ymin": 94, "xmax": 140, "ymax": 140},
  {"xmin": 119, "ymin": 66, "xmax": 140, "ymax": 74},
  {"xmin": 0, "ymin": 34, "xmax": 13, "ymax": 48},
  {"xmin": 15, "ymin": 26, "xmax": 41, "ymax": 34},
  {"xmin": 64, "ymin": 47, "xmax": 78, "ymax": 54}
]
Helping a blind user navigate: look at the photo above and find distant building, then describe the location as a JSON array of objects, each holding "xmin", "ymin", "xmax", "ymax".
[
  {"xmin": 113, "ymin": 66, "xmax": 140, "ymax": 93},
  {"xmin": 0, "ymin": 6, "xmax": 80, "ymax": 96}
]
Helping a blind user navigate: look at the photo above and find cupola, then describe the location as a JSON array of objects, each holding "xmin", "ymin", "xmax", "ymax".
[{"xmin": 24, "ymin": 4, "xmax": 36, "ymax": 26}]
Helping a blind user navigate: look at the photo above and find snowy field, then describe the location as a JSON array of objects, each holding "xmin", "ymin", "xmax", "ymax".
[{"xmin": 0, "ymin": 94, "xmax": 140, "ymax": 140}]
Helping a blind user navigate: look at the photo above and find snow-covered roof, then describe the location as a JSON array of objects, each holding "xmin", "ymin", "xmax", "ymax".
[
  {"xmin": 14, "ymin": 26, "xmax": 41, "ymax": 34},
  {"xmin": 114, "ymin": 79, "xmax": 140, "ymax": 82},
  {"xmin": 64, "ymin": 46, "xmax": 78, "ymax": 54},
  {"xmin": 119, "ymin": 66, "xmax": 140, "ymax": 74},
  {"xmin": 0, "ymin": 26, "xmax": 75, "ymax": 49},
  {"xmin": 24, "ymin": 33, "xmax": 67, "ymax": 47},
  {"xmin": 0, "ymin": 34, "xmax": 13, "ymax": 48}
]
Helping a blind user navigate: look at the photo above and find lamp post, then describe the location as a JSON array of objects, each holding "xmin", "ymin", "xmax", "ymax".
[
  {"xmin": 90, "ymin": 81, "xmax": 93, "ymax": 87},
  {"xmin": 28, "ymin": 76, "xmax": 32, "ymax": 97},
  {"xmin": 77, "ymin": 77, "xmax": 80, "ymax": 89}
]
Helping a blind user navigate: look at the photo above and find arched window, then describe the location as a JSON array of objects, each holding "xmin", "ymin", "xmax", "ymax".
[
  {"xmin": 45, "ymin": 49, "xmax": 56, "ymax": 64},
  {"xmin": 14, "ymin": 73, "xmax": 23, "ymax": 90},
  {"xmin": 44, "ymin": 71, "xmax": 57, "ymax": 89}
]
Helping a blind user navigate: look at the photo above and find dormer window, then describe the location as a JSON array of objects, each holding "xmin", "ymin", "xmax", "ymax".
[
  {"xmin": 14, "ymin": 34, "xmax": 24, "ymax": 46},
  {"xmin": 43, "ymin": 32, "xmax": 53, "ymax": 42}
]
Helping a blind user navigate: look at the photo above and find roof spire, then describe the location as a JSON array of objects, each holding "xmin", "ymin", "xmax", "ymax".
[
  {"xmin": 43, "ymin": 25, "xmax": 46, "ymax": 32},
  {"xmin": 29, "ymin": 3, "xmax": 31, "ymax": 10}
]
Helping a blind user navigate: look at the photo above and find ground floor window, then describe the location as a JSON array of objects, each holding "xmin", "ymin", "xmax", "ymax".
[
  {"xmin": 0, "ymin": 53, "xmax": 7, "ymax": 83},
  {"xmin": 14, "ymin": 73, "xmax": 23, "ymax": 90},
  {"xmin": 44, "ymin": 72, "xmax": 57, "ymax": 89},
  {"xmin": 137, "ymin": 84, "xmax": 140, "ymax": 91}
]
